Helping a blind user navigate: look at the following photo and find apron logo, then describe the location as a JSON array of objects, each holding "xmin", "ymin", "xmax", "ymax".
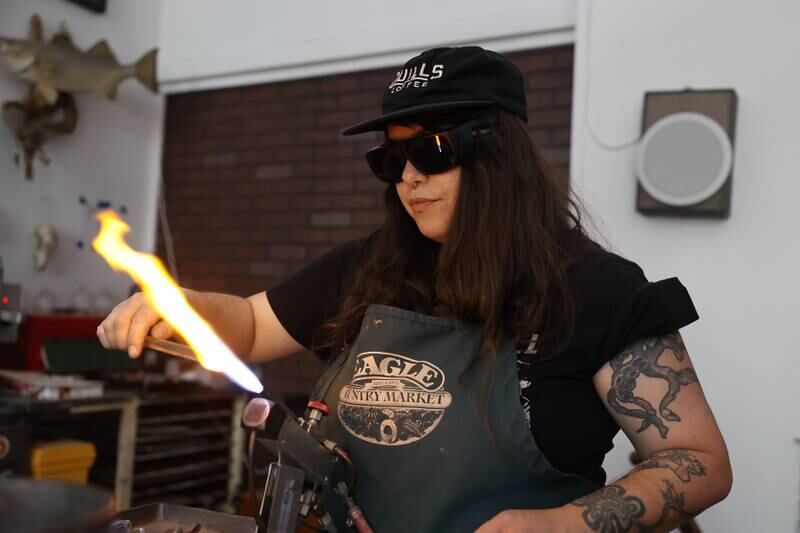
[{"xmin": 339, "ymin": 351, "xmax": 452, "ymax": 446}]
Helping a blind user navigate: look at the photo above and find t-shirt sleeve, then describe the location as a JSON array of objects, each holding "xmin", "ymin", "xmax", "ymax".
[
  {"xmin": 266, "ymin": 233, "xmax": 373, "ymax": 357},
  {"xmin": 585, "ymin": 255, "xmax": 700, "ymax": 372}
]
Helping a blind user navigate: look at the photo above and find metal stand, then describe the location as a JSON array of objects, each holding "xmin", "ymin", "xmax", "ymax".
[
  {"xmin": 258, "ymin": 462, "xmax": 306, "ymax": 533},
  {"xmin": 246, "ymin": 398, "xmax": 371, "ymax": 533}
]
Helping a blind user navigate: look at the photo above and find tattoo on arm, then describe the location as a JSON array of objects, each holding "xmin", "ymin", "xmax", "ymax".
[
  {"xmin": 607, "ymin": 332, "xmax": 698, "ymax": 438},
  {"xmin": 649, "ymin": 480, "xmax": 694, "ymax": 529},
  {"xmin": 632, "ymin": 449, "xmax": 707, "ymax": 483},
  {"xmin": 572, "ymin": 485, "xmax": 647, "ymax": 533},
  {"xmin": 572, "ymin": 479, "xmax": 693, "ymax": 533}
]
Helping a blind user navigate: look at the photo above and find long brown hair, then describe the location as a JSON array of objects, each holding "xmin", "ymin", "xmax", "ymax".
[{"xmin": 319, "ymin": 110, "xmax": 597, "ymax": 368}]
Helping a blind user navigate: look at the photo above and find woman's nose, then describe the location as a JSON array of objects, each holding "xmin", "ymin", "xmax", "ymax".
[{"xmin": 401, "ymin": 160, "xmax": 426, "ymax": 187}]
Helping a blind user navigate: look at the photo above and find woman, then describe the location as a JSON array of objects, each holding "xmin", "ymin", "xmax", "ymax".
[{"xmin": 98, "ymin": 46, "xmax": 731, "ymax": 532}]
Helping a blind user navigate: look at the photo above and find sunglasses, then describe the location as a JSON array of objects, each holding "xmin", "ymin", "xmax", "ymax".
[{"xmin": 365, "ymin": 119, "xmax": 493, "ymax": 183}]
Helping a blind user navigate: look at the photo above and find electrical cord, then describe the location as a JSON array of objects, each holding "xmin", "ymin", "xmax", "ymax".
[
  {"xmin": 332, "ymin": 444, "xmax": 358, "ymax": 492},
  {"xmin": 247, "ymin": 430, "xmax": 267, "ymax": 531},
  {"xmin": 582, "ymin": 0, "xmax": 642, "ymax": 152},
  {"xmin": 157, "ymin": 173, "xmax": 179, "ymax": 282}
]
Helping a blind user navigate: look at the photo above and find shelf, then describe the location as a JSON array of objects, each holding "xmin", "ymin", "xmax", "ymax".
[
  {"xmin": 132, "ymin": 473, "xmax": 229, "ymax": 499},
  {"xmin": 135, "ymin": 441, "xmax": 229, "ymax": 462},
  {"xmin": 132, "ymin": 489, "xmax": 229, "ymax": 509},
  {"xmin": 133, "ymin": 457, "xmax": 229, "ymax": 483},
  {"xmin": 137, "ymin": 409, "xmax": 232, "ymax": 425},
  {"xmin": 137, "ymin": 426, "xmax": 228, "ymax": 444}
]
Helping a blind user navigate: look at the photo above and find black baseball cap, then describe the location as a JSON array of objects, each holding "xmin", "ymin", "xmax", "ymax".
[{"xmin": 341, "ymin": 46, "xmax": 527, "ymax": 136}]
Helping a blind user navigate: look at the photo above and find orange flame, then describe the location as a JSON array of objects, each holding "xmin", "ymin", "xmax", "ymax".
[{"xmin": 92, "ymin": 210, "xmax": 263, "ymax": 393}]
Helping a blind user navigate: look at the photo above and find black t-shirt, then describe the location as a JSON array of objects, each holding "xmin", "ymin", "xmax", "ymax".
[{"xmin": 267, "ymin": 232, "xmax": 699, "ymax": 486}]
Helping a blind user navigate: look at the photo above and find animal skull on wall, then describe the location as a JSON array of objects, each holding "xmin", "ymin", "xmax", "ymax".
[{"xmin": 33, "ymin": 223, "xmax": 58, "ymax": 271}]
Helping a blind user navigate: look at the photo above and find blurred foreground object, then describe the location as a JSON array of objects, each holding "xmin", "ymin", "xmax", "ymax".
[
  {"xmin": 0, "ymin": 477, "xmax": 115, "ymax": 533},
  {"xmin": 114, "ymin": 503, "xmax": 256, "ymax": 533}
]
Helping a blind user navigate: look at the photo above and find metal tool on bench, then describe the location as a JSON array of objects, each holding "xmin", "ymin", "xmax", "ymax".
[{"xmin": 242, "ymin": 397, "xmax": 374, "ymax": 533}]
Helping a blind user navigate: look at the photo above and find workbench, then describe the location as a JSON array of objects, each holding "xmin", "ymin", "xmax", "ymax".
[{"xmin": 3, "ymin": 389, "xmax": 246, "ymax": 511}]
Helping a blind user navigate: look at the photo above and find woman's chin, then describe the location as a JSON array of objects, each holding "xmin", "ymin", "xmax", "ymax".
[{"xmin": 416, "ymin": 225, "xmax": 446, "ymax": 243}]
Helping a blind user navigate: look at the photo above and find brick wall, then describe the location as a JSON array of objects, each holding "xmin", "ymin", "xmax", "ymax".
[{"xmin": 159, "ymin": 45, "xmax": 574, "ymax": 398}]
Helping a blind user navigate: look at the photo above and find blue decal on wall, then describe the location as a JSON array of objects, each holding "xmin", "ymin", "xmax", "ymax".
[{"xmin": 76, "ymin": 194, "xmax": 130, "ymax": 250}]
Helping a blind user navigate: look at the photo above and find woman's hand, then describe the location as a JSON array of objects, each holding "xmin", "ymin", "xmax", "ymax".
[
  {"xmin": 96, "ymin": 291, "xmax": 174, "ymax": 358},
  {"xmin": 475, "ymin": 507, "xmax": 577, "ymax": 533}
]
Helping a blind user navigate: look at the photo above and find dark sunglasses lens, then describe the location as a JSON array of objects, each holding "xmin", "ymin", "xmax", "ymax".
[
  {"xmin": 407, "ymin": 134, "xmax": 458, "ymax": 175},
  {"xmin": 382, "ymin": 144, "xmax": 407, "ymax": 183},
  {"xmin": 366, "ymin": 145, "xmax": 401, "ymax": 183},
  {"xmin": 365, "ymin": 132, "xmax": 460, "ymax": 183}
]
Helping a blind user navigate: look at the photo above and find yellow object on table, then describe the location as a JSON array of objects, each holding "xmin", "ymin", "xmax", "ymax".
[{"xmin": 30, "ymin": 439, "xmax": 96, "ymax": 484}]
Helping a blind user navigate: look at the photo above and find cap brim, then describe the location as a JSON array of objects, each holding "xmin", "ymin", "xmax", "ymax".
[{"xmin": 341, "ymin": 100, "xmax": 494, "ymax": 135}]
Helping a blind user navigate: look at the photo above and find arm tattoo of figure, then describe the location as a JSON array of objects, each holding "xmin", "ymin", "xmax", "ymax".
[
  {"xmin": 572, "ymin": 480, "xmax": 693, "ymax": 533},
  {"xmin": 632, "ymin": 449, "xmax": 707, "ymax": 483},
  {"xmin": 607, "ymin": 332, "xmax": 698, "ymax": 438}
]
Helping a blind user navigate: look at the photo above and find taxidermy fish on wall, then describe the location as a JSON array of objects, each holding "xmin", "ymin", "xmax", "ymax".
[
  {"xmin": 0, "ymin": 15, "xmax": 158, "ymax": 178},
  {"xmin": 0, "ymin": 21, "xmax": 158, "ymax": 103}
]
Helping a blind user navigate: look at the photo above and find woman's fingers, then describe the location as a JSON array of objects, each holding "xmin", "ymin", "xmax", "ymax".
[
  {"xmin": 97, "ymin": 292, "xmax": 163, "ymax": 358},
  {"xmin": 96, "ymin": 323, "xmax": 110, "ymax": 349},
  {"xmin": 150, "ymin": 320, "xmax": 174, "ymax": 340},
  {"xmin": 98, "ymin": 297, "xmax": 135, "ymax": 350},
  {"xmin": 127, "ymin": 304, "xmax": 162, "ymax": 358}
]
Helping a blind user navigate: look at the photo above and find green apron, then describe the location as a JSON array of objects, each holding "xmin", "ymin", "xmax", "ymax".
[{"xmin": 312, "ymin": 304, "xmax": 598, "ymax": 532}]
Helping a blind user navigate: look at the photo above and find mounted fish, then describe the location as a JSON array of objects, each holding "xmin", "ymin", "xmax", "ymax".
[{"xmin": 0, "ymin": 20, "xmax": 158, "ymax": 104}]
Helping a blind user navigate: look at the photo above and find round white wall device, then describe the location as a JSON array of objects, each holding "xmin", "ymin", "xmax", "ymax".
[{"xmin": 635, "ymin": 112, "xmax": 733, "ymax": 207}]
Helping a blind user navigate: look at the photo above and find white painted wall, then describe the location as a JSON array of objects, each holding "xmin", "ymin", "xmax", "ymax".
[
  {"xmin": 571, "ymin": 1, "xmax": 800, "ymax": 531},
  {"xmin": 158, "ymin": 0, "xmax": 577, "ymax": 93},
  {"xmin": 0, "ymin": 1, "xmax": 164, "ymax": 313}
]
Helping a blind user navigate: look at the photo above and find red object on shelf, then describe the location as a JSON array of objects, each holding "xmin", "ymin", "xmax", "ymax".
[{"xmin": 6, "ymin": 314, "xmax": 105, "ymax": 370}]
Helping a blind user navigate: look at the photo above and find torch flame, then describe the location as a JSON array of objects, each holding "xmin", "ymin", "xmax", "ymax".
[{"xmin": 92, "ymin": 210, "xmax": 263, "ymax": 393}]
